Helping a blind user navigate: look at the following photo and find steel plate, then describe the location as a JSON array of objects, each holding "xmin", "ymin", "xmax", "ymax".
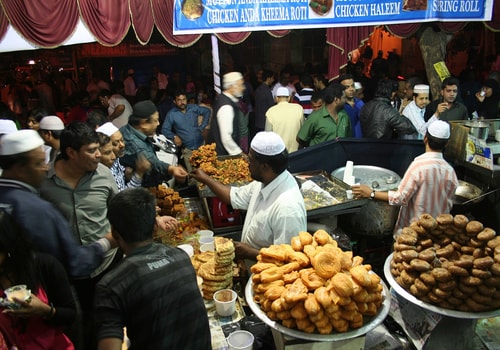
[
  {"xmin": 384, "ymin": 253, "xmax": 500, "ymax": 319},
  {"xmin": 245, "ymin": 273, "xmax": 391, "ymax": 341},
  {"xmin": 331, "ymin": 165, "xmax": 401, "ymax": 192}
]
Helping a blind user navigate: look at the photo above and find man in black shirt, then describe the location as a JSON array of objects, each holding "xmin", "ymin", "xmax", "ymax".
[
  {"xmin": 94, "ymin": 188, "xmax": 211, "ymax": 350},
  {"xmin": 424, "ymin": 76, "xmax": 468, "ymax": 122}
]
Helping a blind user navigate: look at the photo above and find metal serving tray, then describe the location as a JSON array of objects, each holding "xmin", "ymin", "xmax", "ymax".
[{"xmin": 294, "ymin": 170, "xmax": 368, "ymax": 219}]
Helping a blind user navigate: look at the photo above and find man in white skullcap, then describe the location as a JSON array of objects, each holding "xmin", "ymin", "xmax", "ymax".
[
  {"xmin": 0, "ymin": 119, "xmax": 17, "ymax": 136},
  {"xmin": 207, "ymin": 72, "xmax": 246, "ymax": 156},
  {"xmin": 352, "ymin": 120, "xmax": 458, "ymax": 240},
  {"xmin": 191, "ymin": 131, "xmax": 306, "ymax": 263},
  {"xmin": 39, "ymin": 115, "xmax": 65, "ymax": 166},
  {"xmin": 96, "ymin": 122, "xmax": 151, "ymax": 191},
  {"xmin": 265, "ymin": 87, "xmax": 304, "ymax": 153},
  {"xmin": 401, "ymin": 84, "xmax": 432, "ymax": 140},
  {"xmin": 0, "ymin": 129, "xmax": 112, "ymax": 278}
]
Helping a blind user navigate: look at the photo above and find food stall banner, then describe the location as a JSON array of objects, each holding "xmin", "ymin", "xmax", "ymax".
[{"xmin": 174, "ymin": 0, "xmax": 494, "ymax": 34}]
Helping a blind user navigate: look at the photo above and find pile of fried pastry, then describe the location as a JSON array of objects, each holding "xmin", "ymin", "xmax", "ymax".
[
  {"xmin": 189, "ymin": 143, "xmax": 252, "ymax": 185},
  {"xmin": 191, "ymin": 237, "xmax": 236, "ymax": 300},
  {"xmin": 251, "ymin": 230, "xmax": 384, "ymax": 334},
  {"xmin": 390, "ymin": 213, "xmax": 500, "ymax": 312},
  {"xmin": 149, "ymin": 184, "xmax": 185, "ymax": 217}
]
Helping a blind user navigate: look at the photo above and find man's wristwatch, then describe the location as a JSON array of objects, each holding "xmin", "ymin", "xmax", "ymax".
[{"xmin": 370, "ymin": 190, "xmax": 376, "ymax": 199}]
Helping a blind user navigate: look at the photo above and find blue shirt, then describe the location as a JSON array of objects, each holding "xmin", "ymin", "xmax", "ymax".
[
  {"xmin": 0, "ymin": 178, "xmax": 104, "ymax": 278},
  {"xmin": 161, "ymin": 104, "xmax": 211, "ymax": 150},
  {"xmin": 120, "ymin": 124, "xmax": 170, "ymax": 187},
  {"xmin": 344, "ymin": 98, "xmax": 364, "ymax": 138}
]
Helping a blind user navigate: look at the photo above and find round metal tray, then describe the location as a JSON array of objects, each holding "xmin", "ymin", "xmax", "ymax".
[
  {"xmin": 245, "ymin": 273, "xmax": 391, "ymax": 341},
  {"xmin": 332, "ymin": 165, "xmax": 401, "ymax": 192},
  {"xmin": 384, "ymin": 253, "xmax": 500, "ymax": 319}
]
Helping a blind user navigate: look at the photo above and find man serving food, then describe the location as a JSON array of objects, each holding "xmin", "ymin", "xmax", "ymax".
[
  {"xmin": 351, "ymin": 120, "xmax": 459, "ymax": 240},
  {"xmin": 190, "ymin": 131, "xmax": 307, "ymax": 262}
]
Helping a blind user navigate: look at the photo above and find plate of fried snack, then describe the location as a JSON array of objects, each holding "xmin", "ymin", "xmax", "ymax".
[
  {"xmin": 245, "ymin": 230, "xmax": 390, "ymax": 341},
  {"xmin": 385, "ymin": 213, "xmax": 500, "ymax": 318},
  {"xmin": 189, "ymin": 144, "xmax": 252, "ymax": 195}
]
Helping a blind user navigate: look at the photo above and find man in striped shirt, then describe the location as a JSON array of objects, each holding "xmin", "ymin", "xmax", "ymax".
[
  {"xmin": 95, "ymin": 188, "xmax": 210, "ymax": 350},
  {"xmin": 293, "ymin": 73, "xmax": 315, "ymax": 118},
  {"xmin": 351, "ymin": 120, "xmax": 459, "ymax": 240}
]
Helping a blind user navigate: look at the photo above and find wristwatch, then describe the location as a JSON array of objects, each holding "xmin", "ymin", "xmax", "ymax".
[{"xmin": 370, "ymin": 190, "xmax": 376, "ymax": 199}]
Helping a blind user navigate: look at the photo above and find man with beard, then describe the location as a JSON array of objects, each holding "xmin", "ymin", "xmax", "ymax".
[
  {"xmin": 339, "ymin": 74, "xmax": 364, "ymax": 138},
  {"xmin": 208, "ymin": 72, "xmax": 246, "ymax": 155},
  {"xmin": 161, "ymin": 89, "xmax": 211, "ymax": 169},
  {"xmin": 190, "ymin": 131, "xmax": 306, "ymax": 263},
  {"xmin": 296, "ymin": 83, "xmax": 352, "ymax": 147}
]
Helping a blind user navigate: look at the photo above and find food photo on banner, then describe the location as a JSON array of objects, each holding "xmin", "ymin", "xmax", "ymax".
[{"xmin": 173, "ymin": 0, "xmax": 494, "ymax": 34}]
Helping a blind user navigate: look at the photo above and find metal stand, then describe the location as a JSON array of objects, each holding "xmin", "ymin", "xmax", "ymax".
[
  {"xmin": 271, "ymin": 329, "xmax": 365, "ymax": 350},
  {"xmin": 424, "ymin": 317, "xmax": 477, "ymax": 350}
]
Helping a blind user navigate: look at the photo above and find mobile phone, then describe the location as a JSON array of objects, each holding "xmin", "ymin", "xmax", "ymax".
[{"xmin": 480, "ymin": 90, "xmax": 486, "ymax": 97}]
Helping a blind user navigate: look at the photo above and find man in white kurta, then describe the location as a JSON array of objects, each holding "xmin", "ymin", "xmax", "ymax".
[
  {"xmin": 265, "ymin": 87, "xmax": 304, "ymax": 153},
  {"xmin": 401, "ymin": 84, "xmax": 436, "ymax": 140},
  {"xmin": 231, "ymin": 169, "xmax": 306, "ymax": 250},
  {"xmin": 190, "ymin": 131, "xmax": 307, "ymax": 261}
]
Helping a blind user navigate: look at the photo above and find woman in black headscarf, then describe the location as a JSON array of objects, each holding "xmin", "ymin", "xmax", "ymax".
[{"xmin": 475, "ymin": 78, "xmax": 500, "ymax": 119}]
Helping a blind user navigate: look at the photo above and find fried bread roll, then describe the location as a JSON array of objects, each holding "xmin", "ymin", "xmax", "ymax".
[
  {"xmin": 300, "ymin": 268, "xmax": 326, "ymax": 290},
  {"xmin": 250, "ymin": 262, "xmax": 276, "ymax": 274},
  {"xmin": 330, "ymin": 273, "xmax": 353, "ymax": 297},
  {"xmin": 299, "ymin": 231, "xmax": 313, "ymax": 246},
  {"xmin": 260, "ymin": 266, "xmax": 284, "ymax": 283},
  {"xmin": 313, "ymin": 229, "xmax": 331, "ymax": 245},
  {"xmin": 311, "ymin": 251, "xmax": 340, "ymax": 279},
  {"xmin": 419, "ymin": 213, "xmax": 437, "ymax": 230},
  {"xmin": 260, "ymin": 245, "xmax": 287, "ymax": 262}
]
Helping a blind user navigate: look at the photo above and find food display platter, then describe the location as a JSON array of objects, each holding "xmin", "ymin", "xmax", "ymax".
[
  {"xmin": 244, "ymin": 274, "xmax": 391, "ymax": 342},
  {"xmin": 294, "ymin": 170, "xmax": 368, "ymax": 219},
  {"xmin": 197, "ymin": 155, "xmax": 251, "ymax": 198},
  {"xmin": 384, "ymin": 253, "xmax": 500, "ymax": 319}
]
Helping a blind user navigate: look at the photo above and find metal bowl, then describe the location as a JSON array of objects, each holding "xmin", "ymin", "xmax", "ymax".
[
  {"xmin": 452, "ymin": 180, "xmax": 483, "ymax": 205},
  {"xmin": 464, "ymin": 120, "xmax": 490, "ymax": 141}
]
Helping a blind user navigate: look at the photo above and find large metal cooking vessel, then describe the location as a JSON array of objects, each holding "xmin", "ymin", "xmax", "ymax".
[
  {"xmin": 452, "ymin": 180, "xmax": 483, "ymax": 205},
  {"xmin": 464, "ymin": 120, "xmax": 490, "ymax": 141},
  {"xmin": 332, "ymin": 166, "xmax": 401, "ymax": 236}
]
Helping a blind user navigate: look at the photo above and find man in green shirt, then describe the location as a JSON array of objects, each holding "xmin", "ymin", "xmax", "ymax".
[{"xmin": 297, "ymin": 83, "xmax": 352, "ymax": 147}]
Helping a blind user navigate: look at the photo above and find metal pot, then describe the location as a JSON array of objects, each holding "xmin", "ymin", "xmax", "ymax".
[
  {"xmin": 332, "ymin": 166, "xmax": 401, "ymax": 236},
  {"xmin": 464, "ymin": 120, "xmax": 490, "ymax": 141},
  {"xmin": 452, "ymin": 180, "xmax": 483, "ymax": 205}
]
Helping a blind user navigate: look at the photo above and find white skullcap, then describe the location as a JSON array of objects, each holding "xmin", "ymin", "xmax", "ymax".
[
  {"xmin": 414, "ymin": 84, "xmax": 429, "ymax": 94},
  {"xmin": 251, "ymin": 131, "xmax": 286, "ymax": 156},
  {"xmin": 427, "ymin": 120, "xmax": 450, "ymax": 139},
  {"xmin": 40, "ymin": 116, "xmax": 64, "ymax": 131},
  {"xmin": 96, "ymin": 122, "xmax": 119, "ymax": 137},
  {"xmin": 223, "ymin": 72, "xmax": 243, "ymax": 90},
  {"xmin": 0, "ymin": 120, "xmax": 17, "ymax": 135},
  {"xmin": 354, "ymin": 82, "xmax": 362, "ymax": 90},
  {"xmin": 276, "ymin": 87, "xmax": 290, "ymax": 97},
  {"xmin": 0, "ymin": 129, "xmax": 44, "ymax": 155}
]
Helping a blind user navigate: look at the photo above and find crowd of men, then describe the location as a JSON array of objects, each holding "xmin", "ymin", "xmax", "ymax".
[{"xmin": 0, "ymin": 66, "xmax": 497, "ymax": 349}]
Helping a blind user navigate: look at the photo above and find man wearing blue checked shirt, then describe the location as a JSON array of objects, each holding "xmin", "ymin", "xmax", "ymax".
[{"xmin": 161, "ymin": 89, "xmax": 211, "ymax": 170}]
